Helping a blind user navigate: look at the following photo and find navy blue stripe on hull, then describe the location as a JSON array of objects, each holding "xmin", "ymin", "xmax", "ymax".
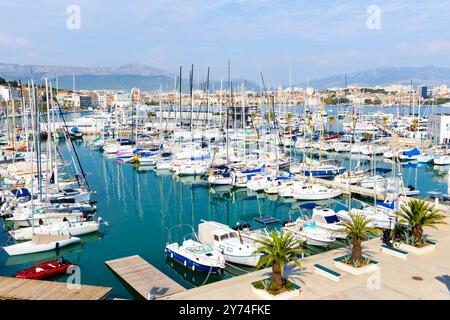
[{"xmin": 165, "ymin": 248, "xmax": 222, "ymax": 273}]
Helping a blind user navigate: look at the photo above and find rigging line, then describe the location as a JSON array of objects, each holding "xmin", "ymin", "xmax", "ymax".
[{"xmin": 53, "ymin": 98, "xmax": 90, "ymax": 191}]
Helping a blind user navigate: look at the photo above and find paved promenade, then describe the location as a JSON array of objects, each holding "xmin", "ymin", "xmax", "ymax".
[{"xmin": 164, "ymin": 216, "xmax": 450, "ymax": 300}]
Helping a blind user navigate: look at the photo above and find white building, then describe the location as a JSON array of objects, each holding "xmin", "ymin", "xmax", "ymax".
[
  {"xmin": 98, "ymin": 95, "xmax": 108, "ymax": 109},
  {"xmin": 428, "ymin": 114, "xmax": 450, "ymax": 144},
  {"xmin": 0, "ymin": 86, "xmax": 11, "ymax": 101},
  {"xmin": 114, "ymin": 91, "xmax": 132, "ymax": 108}
]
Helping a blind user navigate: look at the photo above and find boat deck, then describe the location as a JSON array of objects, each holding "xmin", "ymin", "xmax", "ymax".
[
  {"xmin": 105, "ymin": 255, "xmax": 185, "ymax": 300},
  {"xmin": 0, "ymin": 276, "xmax": 112, "ymax": 300}
]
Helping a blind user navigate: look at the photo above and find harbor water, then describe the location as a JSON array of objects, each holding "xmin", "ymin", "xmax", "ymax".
[{"xmin": 1, "ymin": 107, "xmax": 450, "ymax": 299}]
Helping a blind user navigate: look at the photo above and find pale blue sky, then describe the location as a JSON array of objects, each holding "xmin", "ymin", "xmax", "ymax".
[{"xmin": 1, "ymin": 0, "xmax": 450, "ymax": 83}]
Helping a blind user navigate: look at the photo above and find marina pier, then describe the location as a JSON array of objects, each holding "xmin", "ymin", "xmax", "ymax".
[
  {"xmin": 0, "ymin": 276, "xmax": 112, "ymax": 300},
  {"xmin": 106, "ymin": 255, "xmax": 185, "ymax": 300}
]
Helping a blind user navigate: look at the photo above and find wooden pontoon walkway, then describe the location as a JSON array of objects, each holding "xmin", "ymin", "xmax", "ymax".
[
  {"xmin": 0, "ymin": 276, "xmax": 111, "ymax": 300},
  {"xmin": 106, "ymin": 255, "xmax": 185, "ymax": 300}
]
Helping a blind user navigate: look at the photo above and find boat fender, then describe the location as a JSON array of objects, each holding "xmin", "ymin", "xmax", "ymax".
[
  {"xmin": 55, "ymin": 242, "xmax": 60, "ymax": 250},
  {"xmin": 192, "ymin": 265, "xmax": 195, "ymax": 271},
  {"xmin": 184, "ymin": 260, "xmax": 187, "ymax": 267}
]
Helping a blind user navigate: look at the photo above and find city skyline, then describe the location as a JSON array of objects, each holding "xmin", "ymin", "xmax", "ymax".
[{"xmin": 1, "ymin": 1, "xmax": 450, "ymax": 83}]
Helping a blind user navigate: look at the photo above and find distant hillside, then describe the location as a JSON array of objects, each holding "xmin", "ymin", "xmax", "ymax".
[
  {"xmin": 307, "ymin": 66, "xmax": 450, "ymax": 89},
  {"xmin": 3, "ymin": 63, "xmax": 450, "ymax": 91},
  {"xmin": 0, "ymin": 62, "xmax": 258, "ymax": 91}
]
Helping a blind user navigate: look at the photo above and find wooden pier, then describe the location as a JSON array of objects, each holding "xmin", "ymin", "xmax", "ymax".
[
  {"xmin": 0, "ymin": 276, "xmax": 111, "ymax": 300},
  {"xmin": 106, "ymin": 255, "xmax": 185, "ymax": 300}
]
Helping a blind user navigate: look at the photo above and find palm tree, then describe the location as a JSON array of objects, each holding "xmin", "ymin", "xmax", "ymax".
[
  {"xmin": 382, "ymin": 116, "xmax": 388, "ymax": 130},
  {"xmin": 255, "ymin": 230, "xmax": 305, "ymax": 291},
  {"xmin": 411, "ymin": 118, "xmax": 419, "ymax": 132},
  {"xmin": 285, "ymin": 112, "xmax": 292, "ymax": 131},
  {"xmin": 396, "ymin": 199, "xmax": 447, "ymax": 246},
  {"xmin": 341, "ymin": 213, "xmax": 381, "ymax": 263}
]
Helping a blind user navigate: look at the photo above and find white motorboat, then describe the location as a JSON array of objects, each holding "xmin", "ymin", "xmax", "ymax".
[
  {"xmin": 359, "ymin": 175, "xmax": 386, "ymax": 189},
  {"xmin": 311, "ymin": 207, "xmax": 347, "ymax": 239},
  {"xmin": 433, "ymin": 155, "xmax": 450, "ymax": 166},
  {"xmin": 198, "ymin": 220, "xmax": 260, "ymax": 267},
  {"xmin": 283, "ymin": 219, "xmax": 336, "ymax": 246},
  {"xmin": 334, "ymin": 170, "xmax": 369, "ymax": 185},
  {"xmin": 336, "ymin": 206, "xmax": 397, "ymax": 229},
  {"xmin": 6, "ymin": 209, "xmax": 84, "ymax": 227},
  {"xmin": 165, "ymin": 238, "xmax": 225, "ymax": 273},
  {"xmin": 2, "ymin": 234, "xmax": 81, "ymax": 256},
  {"xmin": 293, "ymin": 184, "xmax": 342, "ymax": 201},
  {"xmin": 8, "ymin": 219, "xmax": 102, "ymax": 241}
]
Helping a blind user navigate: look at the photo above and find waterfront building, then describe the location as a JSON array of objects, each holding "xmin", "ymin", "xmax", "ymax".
[
  {"xmin": 114, "ymin": 91, "xmax": 132, "ymax": 107},
  {"xmin": 418, "ymin": 85, "xmax": 429, "ymax": 99},
  {"xmin": 80, "ymin": 94, "xmax": 99, "ymax": 109},
  {"xmin": 428, "ymin": 114, "xmax": 450, "ymax": 144},
  {"xmin": 0, "ymin": 86, "xmax": 11, "ymax": 101}
]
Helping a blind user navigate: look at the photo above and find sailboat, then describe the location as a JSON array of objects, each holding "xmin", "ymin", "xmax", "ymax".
[{"xmin": 2, "ymin": 79, "xmax": 83, "ymax": 256}]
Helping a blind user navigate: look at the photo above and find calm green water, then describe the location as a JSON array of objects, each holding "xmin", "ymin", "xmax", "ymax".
[{"xmin": 1, "ymin": 108, "xmax": 450, "ymax": 299}]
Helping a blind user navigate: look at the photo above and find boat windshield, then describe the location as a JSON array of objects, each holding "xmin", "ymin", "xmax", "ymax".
[
  {"xmin": 186, "ymin": 244, "xmax": 213, "ymax": 254},
  {"xmin": 324, "ymin": 215, "xmax": 340, "ymax": 224}
]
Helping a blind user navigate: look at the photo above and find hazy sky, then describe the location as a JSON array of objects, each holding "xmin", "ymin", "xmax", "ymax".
[{"xmin": 1, "ymin": 0, "xmax": 450, "ymax": 83}]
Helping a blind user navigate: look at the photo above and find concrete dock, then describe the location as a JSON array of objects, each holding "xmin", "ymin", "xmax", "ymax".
[
  {"xmin": 0, "ymin": 277, "xmax": 112, "ymax": 300},
  {"xmin": 106, "ymin": 255, "xmax": 185, "ymax": 300},
  {"xmin": 162, "ymin": 215, "xmax": 450, "ymax": 300}
]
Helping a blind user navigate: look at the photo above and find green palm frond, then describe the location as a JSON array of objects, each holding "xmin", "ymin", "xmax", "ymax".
[
  {"xmin": 396, "ymin": 199, "xmax": 447, "ymax": 230},
  {"xmin": 338, "ymin": 212, "xmax": 381, "ymax": 240},
  {"xmin": 254, "ymin": 230, "xmax": 306, "ymax": 271}
]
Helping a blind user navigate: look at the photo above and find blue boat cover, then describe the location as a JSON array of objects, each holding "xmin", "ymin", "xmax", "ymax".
[
  {"xmin": 376, "ymin": 200, "xmax": 395, "ymax": 210},
  {"xmin": 241, "ymin": 165, "xmax": 265, "ymax": 174},
  {"xmin": 11, "ymin": 188, "xmax": 31, "ymax": 199},
  {"xmin": 375, "ymin": 168, "xmax": 392, "ymax": 174},
  {"xmin": 300, "ymin": 203, "xmax": 319, "ymax": 210},
  {"xmin": 70, "ymin": 127, "xmax": 79, "ymax": 133},
  {"xmin": 403, "ymin": 148, "xmax": 420, "ymax": 157}
]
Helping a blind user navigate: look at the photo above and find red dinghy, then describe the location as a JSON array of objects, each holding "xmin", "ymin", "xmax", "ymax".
[{"xmin": 15, "ymin": 258, "xmax": 75, "ymax": 280}]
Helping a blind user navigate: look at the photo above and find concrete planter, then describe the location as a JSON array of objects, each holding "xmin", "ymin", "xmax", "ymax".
[
  {"xmin": 397, "ymin": 241, "xmax": 436, "ymax": 255},
  {"xmin": 333, "ymin": 255, "xmax": 378, "ymax": 276},
  {"xmin": 381, "ymin": 245, "xmax": 408, "ymax": 260},
  {"xmin": 251, "ymin": 278, "xmax": 300, "ymax": 300}
]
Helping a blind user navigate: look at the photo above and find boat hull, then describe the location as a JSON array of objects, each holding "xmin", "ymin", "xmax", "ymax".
[{"xmin": 165, "ymin": 248, "xmax": 222, "ymax": 273}]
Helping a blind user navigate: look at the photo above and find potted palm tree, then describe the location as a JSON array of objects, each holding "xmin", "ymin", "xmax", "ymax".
[
  {"xmin": 251, "ymin": 230, "xmax": 305, "ymax": 300},
  {"xmin": 395, "ymin": 199, "xmax": 447, "ymax": 254},
  {"xmin": 333, "ymin": 213, "xmax": 381, "ymax": 275}
]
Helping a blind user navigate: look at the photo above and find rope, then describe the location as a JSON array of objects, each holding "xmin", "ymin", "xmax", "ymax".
[
  {"xmin": 199, "ymin": 264, "xmax": 214, "ymax": 287},
  {"xmin": 224, "ymin": 261, "xmax": 251, "ymax": 274}
]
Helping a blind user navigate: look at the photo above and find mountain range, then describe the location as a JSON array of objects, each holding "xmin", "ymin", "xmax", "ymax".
[
  {"xmin": 306, "ymin": 66, "xmax": 450, "ymax": 89},
  {"xmin": 1, "ymin": 63, "xmax": 450, "ymax": 90}
]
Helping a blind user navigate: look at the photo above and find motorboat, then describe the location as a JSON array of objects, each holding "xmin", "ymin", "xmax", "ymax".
[
  {"xmin": 198, "ymin": 220, "xmax": 260, "ymax": 267},
  {"xmin": 311, "ymin": 207, "xmax": 347, "ymax": 239},
  {"xmin": 433, "ymin": 155, "xmax": 450, "ymax": 166},
  {"xmin": 283, "ymin": 219, "xmax": 336, "ymax": 246},
  {"xmin": 165, "ymin": 238, "xmax": 225, "ymax": 273},
  {"xmin": 2, "ymin": 234, "xmax": 81, "ymax": 256},
  {"xmin": 292, "ymin": 184, "xmax": 342, "ymax": 201},
  {"xmin": 336, "ymin": 205, "xmax": 397, "ymax": 229},
  {"xmin": 8, "ymin": 219, "xmax": 103, "ymax": 241}
]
